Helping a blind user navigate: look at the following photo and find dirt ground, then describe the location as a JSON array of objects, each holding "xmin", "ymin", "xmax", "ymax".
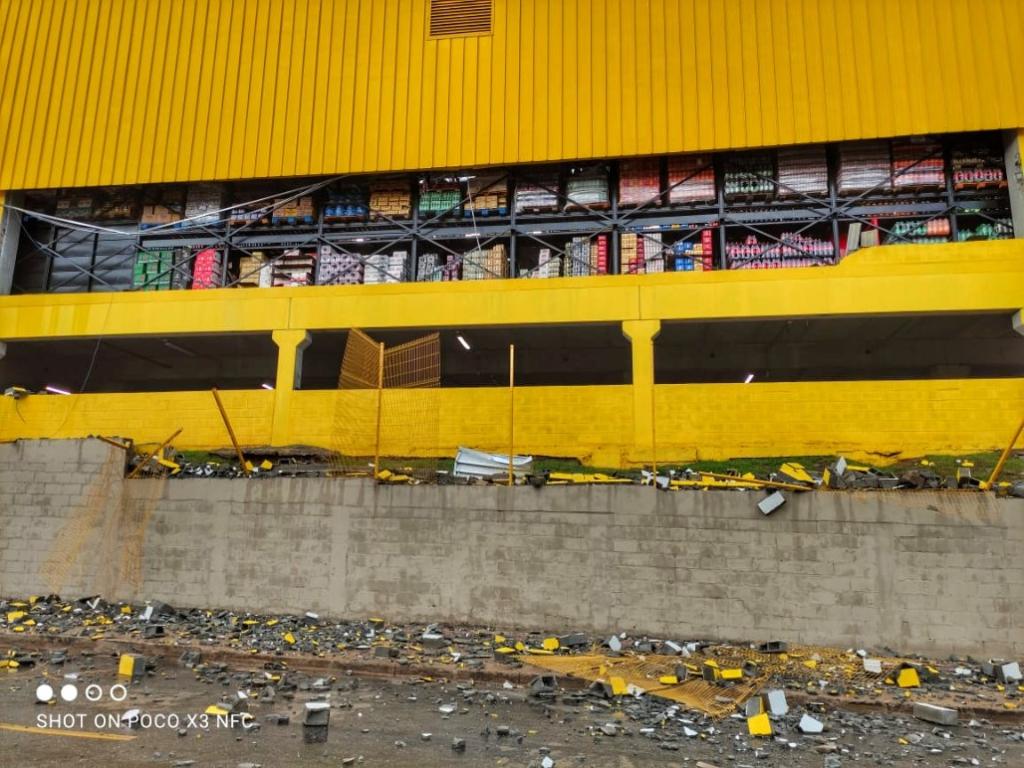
[{"xmin": 2, "ymin": 653, "xmax": 1022, "ymax": 768}]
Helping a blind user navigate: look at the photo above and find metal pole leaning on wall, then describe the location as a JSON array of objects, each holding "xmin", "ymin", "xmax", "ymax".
[
  {"xmin": 374, "ymin": 342, "xmax": 384, "ymax": 480},
  {"xmin": 983, "ymin": 414, "xmax": 1024, "ymax": 490},
  {"xmin": 508, "ymin": 344, "xmax": 515, "ymax": 487}
]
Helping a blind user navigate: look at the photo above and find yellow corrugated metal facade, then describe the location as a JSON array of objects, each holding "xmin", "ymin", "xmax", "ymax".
[{"xmin": 1, "ymin": 0, "xmax": 1022, "ymax": 191}]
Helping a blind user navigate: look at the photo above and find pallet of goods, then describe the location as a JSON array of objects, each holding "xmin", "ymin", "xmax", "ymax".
[
  {"xmin": 884, "ymin": 217, "xmax": 950, "ymax": 245},
  {"xmin": 271, "ymin": 195, "xmax": 316, "ymax": 226},
  {"xmin": 191, "ymin": 248, "xmax": 224, "ymax": 289},
  {"xmin": 419, "ymin": 181, "xmax": 463, "ymax": 217},
  {"xmin": 891, "ymin": 139, "xmax": 945, "ymax": 190},
  {"xmin": 364, "ymin": 251, "xmax": 408, "ymax": 284},
  {"xmin": 369, "ymin": 183, "xmax": 412, "ymax": 220},
  {"xmin": 416, "ymin": 252, "xmax": 442, "ymax": 282},
  {"xmin": 462, "ymin": 244, "xmax": 508, "ymax": 280},
  {"xmin": 671, "ymin": 229, "xmax": 715, "ymax": 271},
  {"xmin": 324, "ymin": 187, "xmax": 369, "ymax": 222},
  {"xmin": 727, "ymin": 233, "xmax": 834, "ymax": 269},
  {"xmin": 531, "ymin": 248, "xmax": 561, "ymax": 278},
  {"xmin": 237, "ymin": 251, "xmax": 273, "ymax": 287},
  {"xmin": 565, "ymin": 167, "xmax": 610, "ymax": 210},
  {"xmin": 776, "ymin": 146, "xmax": 829, "ymax": 197},
  {"xmin": 957, "ymin": 218, "xmax": 1013, "ymax": 241},
  {"xmin": 515, "ymin": 172, "xmax": 560, "ymax": 213},
  {"xmin": 724, "ymin": 153, "xmax": 774, "ymax": 199},
  {"xmin": 621, "ymin": 233, "xmax": 641, "ymax": 274},
  {"xmin": 618, "ymin": 159, "xmax": 661, "ymax": 208},
  {"xmin": 464, "ymin": 174, "xmax": 508, "ymax": 216},
  {"xmin": 54, "ymin": 194, "xmax": 95, "ymax": 222},
  {"xmin": 667, "ymin": 155, "xmax": 716, "ymax": 204},
  {"xmin": 563, "ymin": 235, "xmax": 607, "ymax": 277},
  {"xmin": 228, "ymin": 200, "xmax": 275, "ymax": 227},
  {"xmin": 269, "ymin": 249, "xmax": 317, "ymax": 287},
  {"xmin": 132, "ymin": 250, "xmax": 174, "ymax": 290},
  {"xmin": 640, "ymin": 231, "xmax": 665, "ymax": 273},
  {"xmin": 837, "ymin": 141, "xmax": 891, "ymax": 195},
  {"xmin": 317, "ymin": 246, "xmax": 364, "ymax": 285},
  {"xmin": 184, "ymin": 184, "xmax": 223, "ymax": 228},
  {"xmin": 951, "ymin": 145, "xmax": 1007, "ymax": 191},
  {"xmin": 139, "ymin": 204, "xmax": 182, "ymax": 229},
  {"xmin": 170, "ymin": 249, "xmax": 192, "ymax": 290}
]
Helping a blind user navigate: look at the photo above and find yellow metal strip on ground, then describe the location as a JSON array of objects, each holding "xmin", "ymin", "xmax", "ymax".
[{"xmin": 0, "ymin": 722, "xmax": 136, "ymax": 742}]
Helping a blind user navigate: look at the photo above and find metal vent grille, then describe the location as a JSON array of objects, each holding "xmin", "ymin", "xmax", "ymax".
[{"xmin": 429, "ymin": 0, "xmax": 492, "ymax": 37}]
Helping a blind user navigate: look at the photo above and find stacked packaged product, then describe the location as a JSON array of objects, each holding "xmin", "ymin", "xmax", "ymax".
[
  {"xmin": 621, "ymin": 233, "xmax": 641, "ymax": 273},
  {"xmin": 952, "ymin": 145, "xmax": 1006, "ymax": 190},
  {"xmin": 667, "ymin": 155, "xmax": 716, "ymax": 204},
  {"xmin": 641, "ymin": 232, "xmax": 665, "ymax": 273},
  {"xmin": 727, "ymin": 233, "xmax": 834, "ymax": 269},
  {"xmin": 957, "ymin": 219, "xmax": 1013, "ymax": 241},
  {"xmin": 139, "ymin": 204, "xmax": 182, "ymax": 229},
  {"xmin": 837, "ymin": 142, "xmax": 891, "ymax": 195},
  {"xmin": 271, "ymin": 195, "xmax": 316, "ymax": 225},
  {"xmin": 565, "ymin": 167, "xmax": 610, "ymax": 209},
  {"xmin": 272, "ymin": 249, "xmax": 317, "ymax": 286},
  {"xmin": 724, "ymin": 153, "xmax": 774, "ymax": 198},
  {"xmin": 238, "ymin": 251, "xmax": 273, "ymax": 287},
  {"xmin": 416, "ymin": 252, "xmax": 443, "ymax": 282},
  {"xmin": 132, "ymin": 250, "xmax": 174, "ymax": 290},
  {"xmin": 364, "ymin": 251, "xmax": 407, "ymax": 284},
  {"xmin": 671, "ymin": 230, "xmax": 715, "ymax": 271},
  {"xmin": 184, "ymin": 184, "xmax": 223, "ymax": 227},
  {"xmin": 369, "ymin": 183, "xmax": 412, "ymax": 219},
  {"xmin": 93, "ymin": 191, "xmax": 137, "ymax": 221},
  {"xmin": 462, "ymin": 244, "xmax": 508, "ymax": 280},
  {"xmin": 317, "ymin": 246, "xmax": 364, "ymax": 285},
  {"xmin": 324, "ymin": 186, "xmax": 369, "ymax": 222},
  {"xmin": 564, "ymin": 235, "xmax": 607, "ymax": 277},
  {"xmin": 533, "ymin": 248, "xmax": 561, "ymax": 278},
  {"xmin": 891, "ymin": 140, "xmax": 945, "ymax": 189},
  {"xmin": 515, "ymin": 173, "xmax": 560, "ymax": 212},
  {"xmin": 54, "ymin": 194, "xmax": 94, "ymax": 221},
  {"xmin": 618, "ymin": 160, "xmax": 661, "ymax": 207},
  {"xmin": 465, "ymin": 174, "xmax": 508, "ymax": 215},
  {"xmin": 191, "ymin": 248, "xmax": 224, "ymax": 289},
  {"xmin": 885, "ymin": 217, "xmax": 950, "ymax": 245},
  {"xmin": 776, "ymin": 146, "xmax": 829, "ymax": 197},
  {"xmin": 419, "ymin": 181, "xmax": 462, "ymax": 216}
]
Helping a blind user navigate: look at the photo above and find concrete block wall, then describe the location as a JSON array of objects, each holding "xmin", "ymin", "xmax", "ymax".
[{"xmin": 1, "ymin": 439, "xmax": 1022, "ymax": 657}]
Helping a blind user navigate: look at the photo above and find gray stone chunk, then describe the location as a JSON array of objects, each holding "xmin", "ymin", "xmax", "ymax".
[
  {"xmin": 757, "ymin": 491, "xmax": 786, "ymax": 516},
  {"xmin": 913, "ymin": 701, "xmax": 958, "ymax": 726}
]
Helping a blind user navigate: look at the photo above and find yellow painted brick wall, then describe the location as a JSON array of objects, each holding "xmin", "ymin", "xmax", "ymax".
[{"xmin": 3, "ymin": 380, "xmax": 1019, "ymax": 466}]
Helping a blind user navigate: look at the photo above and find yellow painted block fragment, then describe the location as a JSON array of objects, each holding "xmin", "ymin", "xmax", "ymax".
[
  {"xmin": 494, "ymin": 634, "xmax": 506, "ymax": 644},
  {"xmin": 658, "ymin": 675, "xmax": 679, "ymax": 685},
  {"xmin": 495, "ymin": 647, "xmax": 516, "ymax": 655},
  {"xmin": 720, "ymin": 668, "xmax": 743, "ymax": 680},
  {"xmin": 527, "ymin": 648, "xmax": 553, "ymax": 656},
  {"xmin": 803, "ymin": 659, "xmax": 818, "ymax": 670},
  {"xmin": 609, "ymin": 676, "xmax": 628, "ymax": 696},
  {"xmin": 12, "ymin": 626, "xmax": 25, "ymax": 633},
  {"xmin": 515, "ymin": 641, "xmax": 525, "ymax": 652},
  {"xmin": 897, "ymin": 668, "xmax": 920, "ymax": 688},
  {"xmin": 747, "ymin": 712, "xmax": 772, "ymax": 736},
  {"xmin": 205, "ymin": 705, "xmax": 229, "ymax": 716},
  {"xmin": 118, "ymin": 654, "xmax": 142, "ymax": 679},
  {"xmin": 6, "ymin": 611, "xmax": 26, "ymax": 623},
  {"xmin": 265, "ymin": 619, "xmax": 278, "ymax": 627},
  {"xmin": 283, "ymin": 632, "xmax": 296, "ymax": 645},
  {"xmin": 120, "ymin": 606, "xmax": 132, "ymax": 615},
  {"xmin": 542, "ymin": 637, "xmax": 560, "ymax": 651}
]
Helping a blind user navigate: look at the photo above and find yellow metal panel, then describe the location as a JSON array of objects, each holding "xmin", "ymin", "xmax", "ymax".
[{"xmin": 2, "ymin": 0, "xmax": 1023, "ymax": 189}]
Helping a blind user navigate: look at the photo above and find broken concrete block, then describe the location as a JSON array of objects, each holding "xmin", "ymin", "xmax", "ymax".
[
  {"xmin": 798, "ymin": 714, "xmax": 824, "ymax": 734},
  {"xmin": 374, "ymin": 646, "xmax": 399, "ymax": 659},
  {"xmin": 745, "ymin": 696, "xmax": 764, "ymax": 717},
  {"xmin": 758, "ymin": 491, "xmax": 786, "ymax": 516},
  {"xmin": 557, "ymin": 632, "xmax": 588, "ymax": 649},
  {"xmin": 451, "ymin": 737, "xmax": 466, "ymax": 752},
  {"xmin": 143, "ymin": 624, "xmax": 165, "ymax": 639},
  {"xmin": 913, "ymin": 701, "xmax": 958, "ymax": 726},
  {"xmin": 766, "ymin": 689, "xmax": 788, "ymax": 716},
  {"xmin": 863, "ymin": 658, "xmax": 883, "ymax": 675},
  {"xmin": 757, "ymin": 640, "xmax": 788, "ymax": 654},
  {"xmin": 996, "ymin": 662, "xmax": 1022, "ymax": 683},
  {"xmin": 302, "ymin": 702, "xmax": 330, "ymax": 744},
  {"xmin": 529, "ymin": 675, "xmax": 557, "ymax": 698},
  {"xmin": 117, "ymin": 654, "xmax": 146, "ymax": 683},
  {"xmin": 607, "ymin": 635, "xmax": 622, "ymax": 653},
  {"xmin": 420, "ymin": 632, "xmax": 447, "ymax": 650}
]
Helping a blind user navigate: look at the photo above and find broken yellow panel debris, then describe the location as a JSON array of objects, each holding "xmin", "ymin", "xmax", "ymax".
[
  {"xmin": 283, "ymin": 632, "xmax": 296, "ymax": 645},
  {"xmin": 897, "ymin": 668, "xmax": 920, "ymax": 688},
  {"xmin": 609, "ymin": 676, "xmax": 628, "ymax": 696},
  {"xmin": 205, "ymin": 705, "xmax": 229, "ymax": 716},
  {"xmin": 659, "ymin": 675, "xmax": 679, "ymax": 685},
  {"xmin": 6, "ymin": 611, "xmax": 26, "ymax": 623},
  {"xmin": 542, "ymin": 637, "xmax": 560, "ymax": 651},
  {"xmin": 747, "ymin": 712, "xmax": 772, "ymax": 736},
  {"xmin": 720, "ymin": 668, "xmax": 744, "ymax": 681}
]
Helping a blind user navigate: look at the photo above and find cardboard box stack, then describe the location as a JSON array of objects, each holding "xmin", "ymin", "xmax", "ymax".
[
  {"xmin": 667, "ymin": 155, "xmax": 716, "ymax": 204},
  {"xmin": 191, "ymin": 248, "xmax": 224, "ymax": 289},
  {"xmin": 837, "ymin": 142, "xmax": 891, "ymax": 195},
  {"xmin": 532, "ymin": 248, "xmax": 561, "ymax": 278},
  {"xmin": 272, "ymin": 249, "xmax": 317, "ymax": 287},
  {"xmin": 228, "ymin": 202, "xmax": 274, "ymax": 226},
  {"xmin": 777, "ymin": 147, "xmax": 829, "ymax": 197},
  {"xmin": 621, "ymin": 233, "xmax": 640, "ymax": 274},
  {"xmin": 465, "ymin": 174, "xmax": 508, "ymax": 215},
  {"xmin": 317, "ymin": 246, "xmax": 364, "ymax": 285},
  {"xmin": 565, "ymin": 167, "xmax": 610, "ymax": 209},
  {"xmin": 238, "ymin": 251, "xmax": 273, "ymax": 287},
  {"xmin": 641, "ymin": 231, "xmax": 665, "ymax": 273},
  {"xmin": 184, "ymin": 184, "xmax": 223, "ymax": 227},
  {"xmin": 132, "ymin": 250, "xmax": 174, "ymax": 290},
  {"xmin": 515, "ymin": 173, "xmax": 560, "ymax": 212},
  {"xmin": 140, "ymin": 204, "xmax": 182, "ymax": 229},
  {"xmin": 55, "ymin": 195, "xmax": 94, "ymax": 221},
  {"xmin": 564, "ymin": 235, "xmax": 607, "ymax": 277},
  {"xmin": 618, "ymin": 160, "xmax": 661, "ymax": 207},
  {"xmin": 462, "ymin": 244, "xmax": 508, "ymax": 280},
  {"xmin": 369, "ymin": 183, "xmax": 412, "ymax": 219},
  {"xmin": 892, "ymin": 140, "xmax": 945, "ymax": 189},
  {"xmin": 364, "ymin": 251, "xmax": 407, "ymax": 284},
  {"xmin": 672, "ymin": 229, "xmax": 715, "ymax": 271},
  {"xmin": 952, "ymin": 145, "xmax": 1006, "ymax": 190},
  {"xmin": 271, "ymin": 196, "xmax": 316, "ymax": 225}
]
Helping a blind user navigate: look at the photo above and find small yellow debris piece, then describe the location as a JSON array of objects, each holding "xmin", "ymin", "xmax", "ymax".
[
  {"xmin": 747, "ymin": 713, "xmax": 772, "ymax": 737},
  {"xmin": 12, "ymin": 626, "xmax": 25, "ymax": 633},
  {"xmin": 526, "ymin": 648, "xmax": 554, "ymax": 656},
  {"xmin": 265, "ymin": 619, "xmax": 278, "ymax": 627},
  {"xmin": 6, "ymin": 611, "xmax": 26, "ymax": 623},
  {"xmin": 514, "ymin": 641, "xmax": 525, "ymax": 652},
  {"xmin": 494, "ymin": 634, "xmax": 506, "ymax": 644},
  {"xmin": 283, "ymin": 632, "xmax": 296, "ymax": 645},
  {"xmin": 609, "ymin": 676, "xmax": 628, "ymax": 696},
  {"xmin": 658, "ymin": 675, "xmax": 679, "ymax": 685},
  {"xmin": 495, "ymin": 647, "xmax": 516, "ymax": 655},
  {"xmin": 898, "ymin": 737, "xmax": 909, "ymax": 745},
  {"xmin": 803, "ymin": 659, "xmax": 818, "ymax": 670},
  {"xmin": 542, "ymin": 637, "xmax": 560, "ymax": 651},
  {"xmin": 242, "ymin": 620, "xmax": 258, "ymax": 626},
  {"xmin": 897, "ymin": 668, "xmax": 920, "ymax": 688},
  {"xmin": 23, "ymin": 619, "xmax": 35, "ymax": 627},
  {"xmin": 205, "ymin": 705, "xmax": 229, "ymax": 716},
  {"xmin": 120, "ymin": 605, "xmax": 132, "ymax": 615},
  {"xmin": 720, "ymin": 668, "xmax": 744, "ymax": 681},
  {"xmin": 259, "ymin": 459, "xmax": 273, "ymax": 471}
]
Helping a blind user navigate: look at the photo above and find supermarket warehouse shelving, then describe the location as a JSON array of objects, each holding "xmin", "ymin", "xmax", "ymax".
[{"xmin": 5, "ymin": 132, "xmax": 1015, "ymax": 295}]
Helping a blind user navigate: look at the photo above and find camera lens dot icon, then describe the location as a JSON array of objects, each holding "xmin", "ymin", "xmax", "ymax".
[
  {"xmin": 35, "ymin": 683, "xmax": 54, "ymax": 702},
  {"xmin": 60, "ymin": 683, "xmax": 79, "ymax": 702}
]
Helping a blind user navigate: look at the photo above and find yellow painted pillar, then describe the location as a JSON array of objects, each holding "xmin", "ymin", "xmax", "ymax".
[
  {"xmin": 622, "ymin": 319, "xmax": 661, "ymax": 462},
  {"xmin": 270, "ymin": 329, "xmax": 311, "ymax": 446}
]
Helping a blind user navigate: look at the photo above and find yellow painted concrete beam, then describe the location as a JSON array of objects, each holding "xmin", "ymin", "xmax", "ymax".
[
  {"xmin": 0, "ymin": 241, "xmax": 1022, "ymax": 341},
  {"xmin": 271, "ymin": 330, "xmax": 311, "ymax": 445},
  {"xmin": 622, "ymin": 320, "xmax": 661, "ymax": 462}
]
